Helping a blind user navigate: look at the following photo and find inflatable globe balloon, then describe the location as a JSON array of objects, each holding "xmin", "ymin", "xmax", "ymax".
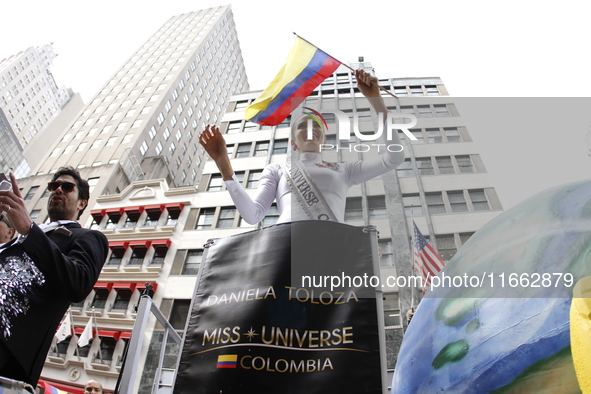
[{"xmin": 391, "ymin": 179, "xmax": 591, "ymax": 393}]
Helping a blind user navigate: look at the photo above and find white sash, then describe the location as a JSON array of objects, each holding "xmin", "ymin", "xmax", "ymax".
[{"xmin": 281, "ymin": 161, "xmax": 338, "ymax": 222}]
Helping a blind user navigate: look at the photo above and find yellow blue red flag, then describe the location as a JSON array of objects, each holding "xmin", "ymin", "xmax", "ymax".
[{"xmin": 245, "ymin": 36, "xmax": 341, "ymax": 126}]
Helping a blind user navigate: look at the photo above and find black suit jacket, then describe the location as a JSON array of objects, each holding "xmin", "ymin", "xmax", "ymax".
[{"xmin": 0, "ymin": 222, "xmax": 108, "ymax": 385}]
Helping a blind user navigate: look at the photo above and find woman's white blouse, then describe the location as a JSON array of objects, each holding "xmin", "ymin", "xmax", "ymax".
[{"xmin": 224, "ymin": 150, "xmax": 402, "ymax": 224}]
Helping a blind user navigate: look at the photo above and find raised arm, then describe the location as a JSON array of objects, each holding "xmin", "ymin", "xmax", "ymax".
[
  {"xmin": 199, "ymin": 125, "xmax": 234, "ymax": 180},
  {"xmin": 355, "ymin": 69, "xmax": 404, "ymax": 150},
  {"xmin": 344, "ymin": 70, "xmax": 405, "ymax": 185},
  {"xmin": 199, "ymin": 124, "xmax": 278, "ymax": 224}
]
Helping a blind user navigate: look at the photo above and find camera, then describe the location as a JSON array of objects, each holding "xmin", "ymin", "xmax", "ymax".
[{"xmin": 0, "ymin": 174, "xmax": 11, "ymax": 191}]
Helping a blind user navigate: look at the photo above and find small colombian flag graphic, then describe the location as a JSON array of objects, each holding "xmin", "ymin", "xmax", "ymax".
[{"xmin": 216, "ymin": 354, "xmax": 238, "ymax": 368}]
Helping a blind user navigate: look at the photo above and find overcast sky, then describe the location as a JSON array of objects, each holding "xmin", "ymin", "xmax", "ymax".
[{"xmin": 2, "ymin": 0, "xmax": 590, "ymax": 209}]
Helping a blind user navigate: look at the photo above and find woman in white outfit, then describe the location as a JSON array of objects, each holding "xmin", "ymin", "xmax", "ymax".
[{"xmin": 199, "ymin": 69, "xmax": 405, "ymax": 224}]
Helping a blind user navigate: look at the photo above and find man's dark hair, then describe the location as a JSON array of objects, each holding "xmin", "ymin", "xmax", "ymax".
[{"xmin": 51, "ymin": 166, "xmax": 90, "ymax": 218}]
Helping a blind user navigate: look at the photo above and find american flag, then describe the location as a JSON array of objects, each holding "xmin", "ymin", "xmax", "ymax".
[{"xmin": 412, "ymin": 221, "xmax": 445, "ymax": 290}]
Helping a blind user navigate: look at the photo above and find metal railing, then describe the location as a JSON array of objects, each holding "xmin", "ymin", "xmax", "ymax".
[{"xmin": 116, "ymin": 295, "xmax": 182, "ymax": 394}]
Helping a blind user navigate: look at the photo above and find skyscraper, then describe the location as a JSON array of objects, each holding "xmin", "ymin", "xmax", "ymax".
[
  {"xmin": 0, "ymin": 44, "xmax": 81, "ymax": 177},
  {"xmin": 18, "ymin": 5, "xmax": 248, "ymax": 224}
]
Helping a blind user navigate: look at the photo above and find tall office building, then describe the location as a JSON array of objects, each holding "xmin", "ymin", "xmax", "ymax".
[
  {"xmin": 0, "ymin": 44, "xmax": 81, "ymax": 177},
  {"xmin": 18, "ymin": 5, "xmax": 248, "ymax": 224}
]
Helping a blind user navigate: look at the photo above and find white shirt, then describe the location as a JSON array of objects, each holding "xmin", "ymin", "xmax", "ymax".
[{"xmin": 225, "ymin": 150, "xmax": 402, "ymax": 224}]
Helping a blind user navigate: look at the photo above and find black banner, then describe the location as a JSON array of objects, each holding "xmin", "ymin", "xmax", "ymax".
[{"xmin": 174, "ymin": 221, "xmax": 383, "ymax": 394}]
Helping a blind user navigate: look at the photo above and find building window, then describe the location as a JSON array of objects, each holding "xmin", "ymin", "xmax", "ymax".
[
  {"xmin": 93, "ymin": 337, "xmax": 117, "ymax": 365},
  {"xmin": 164, "ymin": 204, "xmax": 183, "ymax": 226},
  {"xmin": 142, "ymin": 205, "xmax": 162, "ymax": 226},
  {"xmin": 425, "ymin": 128, "xmax": 442, "ymax": 143},
  {"xmin": 246, "ymin": 171, "xmax": 262, "ymax": 188},
  {"xmin": 254, "ymin": 141, "xmax": 269, "ymax": 157},
  {"xmin": 234, "ymin": 100, "xmax": 249, "ymax": 111},
  {"xmin": 425, "ymin": 192, "xmax": 445, "ymax": 214},
  {"xmin": 345, "ymin": 197, "xmax": 363, "ymax": 222},
  {"xmin": 207, "ymin": 174, "xmax": 223, "ymax": 191},
  {"xmin": 24, "ymin": 186, "xmax": 39, "ymax": 200},
  {"xmin": 443, "ymin": 127, "xmax": 461, "ymax": 142},
  {"xmin": 182, "ymin": 250, "xmax": 203, "ymax": 275},
  {"xmin": 435, "ymin": 235, "xmax": 456, "ymax": 261},
  {"xmin": 409, "ymin": 86, "xmax": 423, "ymax": 96},
  {"xmin": 383, "ymin": 294, "xmax": 401, "ymax": 328},
  {"xmin": 112, "ymin": 289, "xmax": 132, "ymax": 311},
  {"xmin": 456, "ymin": 155, "xmax": 474, "ymax": 173},
  {"xmin": 196, "ymin": 208, "xmax": 216, "ymax": 230},
  {"xmin": 436, "ymin": 156, "xmax": 454, "ymax": 174},
  {"xmin": 469, "ymin": 189, "xmax": 490, "ymax": 211},
  {"xmin": 397, "ymin": 159, "xmax": 413, "ymax": 177},
  {"xmin": 30, "ymin": 209, "xmax": 41, "ymax": 220},
  {"xmin": 368, "ymin": 196, "xmax": 387, "ymax": 220},
  {"xmin": 261, "ymin": 204, "xmax": 279, "ymax": 226},
  {"xmin": 447, "ymin": 191, "xmax": 468, "ymax": 213},
  {"xmin": 434, "ymin": 104, "xmax": 450, "ymax": 117},
  {"xmin": 105, "ymin": 212, "xmax": 121, "ymax": 230},
  {"xmin": 417, "ymin": 105, "xmax": 432, "ymax": 118},
  {"xmin": 152, "ymin": 246, "xmax": 168, "ymax": 266},
  {"xmin": 403, "ymin": 194, "xmax": 422, "ymax": 217},
  {"xmin": 107, "ymin": 247, "xmax": 125, "ymax": 267},
  {"xmin": 425, "ymin": 85, "xmax": 439, "ymax": 95},
  {"xmin": 124, "ymin": 211, "xmax": 141, "ymax": 228},
  {"xmin": 235, "ymin": 143, "xmax": 251, "ymax": 158},
  {"xmin": 90, "ymin": 289, "xmax": 110, "ymax": 311},
  {"xmin": 54, "ymin": 336, "xmax": 72, "ymax": 357},
  {"xmin": 129, "ymin": 246, "xmax": 147, "ymax": 266},
  {"xmin": 169, "ymin": 299, "xmax": 191, "ymax": 330},
  {"xmin": 409, "ymin": 129, "xmax": 424, "ymax": 143},
  {"xmin": 140, "ymin": 141, "xmax": 149, "ymax": 155},
  {"xmin": 415, "ymin": 158, "xmax": 434, "ymax": 176},
  {"xmin": 378, "ymin": 239, "xmax": 394, "ymax": 267},
  {"xmin": 217, "ymin": 207, "xmax": 236, "ymax": 228},
  {"xmin": 227, "ymin": 121, "xmax": 242, "ymax": 134}
]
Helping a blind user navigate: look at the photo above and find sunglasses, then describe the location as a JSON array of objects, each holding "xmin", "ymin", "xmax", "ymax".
[
  {"xmin": 47, "ymin": 181, "xmax": 77, "ymax": 193},
  {"xmin": 0, "ymin": 213, "xmax": 11, "ymax": 228}
]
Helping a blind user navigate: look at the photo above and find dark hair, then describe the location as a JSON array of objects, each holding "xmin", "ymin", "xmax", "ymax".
[{"xmin": 51, "ymin": 166, "xmax": 90, "ymax": 218}]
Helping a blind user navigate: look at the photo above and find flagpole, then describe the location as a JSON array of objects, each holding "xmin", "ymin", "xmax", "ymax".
[
  {"xmin": 93, "ymin": 307, "xmax": 103, "ymax": 361},
  {"xmin": 293, "ymin": 32, "xmax": 398, "ymax": 99},
  {"xmin": 410, "ymin": 207, "xmax": 416, "ymax": 311}
]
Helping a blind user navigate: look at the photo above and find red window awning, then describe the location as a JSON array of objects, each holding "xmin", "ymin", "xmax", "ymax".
[
  {"xmin": 124, "ymin": 206, "xmax": 145, "ymax": 214},
  {"xmin": 90, "ymin": 209, "xmax": 105, "ymax": 223},
  {"xmin": 151, "ymin": 239, "xmax": 171, "ymax": 249},
  {"xmin": 105, "ymin": 208, "xmax": 124, "ymax": 222},
  {"xmin": 98, "ymin": 330, "xmax": 121, "ymax": 340},
  {"xmin": 144, "ymin": 204, "xmax": 165, "ymax": 212},
  {"xmin": 105, "ymin": 208, "xmax": 124, "ymax": 216},
  {"xmin": 120, "ymin": 332, "xmax": 132, "ymax": 339},
  {"xmin": 73, "ymin": 327, "xmax": 87, "ymax": 335},
  {"xmin": 111, "ymin": 282, "xmax": 137, "ymax": 291},
  {"xmin": 165, "ymin": 202, "xmax": 185, "ymax": 212},
  {"xmin": 108, "ymin": 241, "xmax": 129, "ymax": 249},
  {"xmin": 93, "ymin": 282, "xmax": 113, "ymax": 291},
  {"xmin": 129, "ymin": 240, "xmax": 152, "ymax": 249}
]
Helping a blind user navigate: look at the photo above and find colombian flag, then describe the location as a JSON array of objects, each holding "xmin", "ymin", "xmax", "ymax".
[
  {"xmin": 216, "ymin": 354, "xmax": 238, "ymax": 368},
  {"xmin": 245, "ymin": 36, "xmax": 341, "ymax": 126}
]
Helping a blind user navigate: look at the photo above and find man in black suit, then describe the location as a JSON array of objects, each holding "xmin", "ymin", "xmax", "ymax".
[{"xmin": 0, "ymin": 167, "xmax": 108, "ymax": 386}]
